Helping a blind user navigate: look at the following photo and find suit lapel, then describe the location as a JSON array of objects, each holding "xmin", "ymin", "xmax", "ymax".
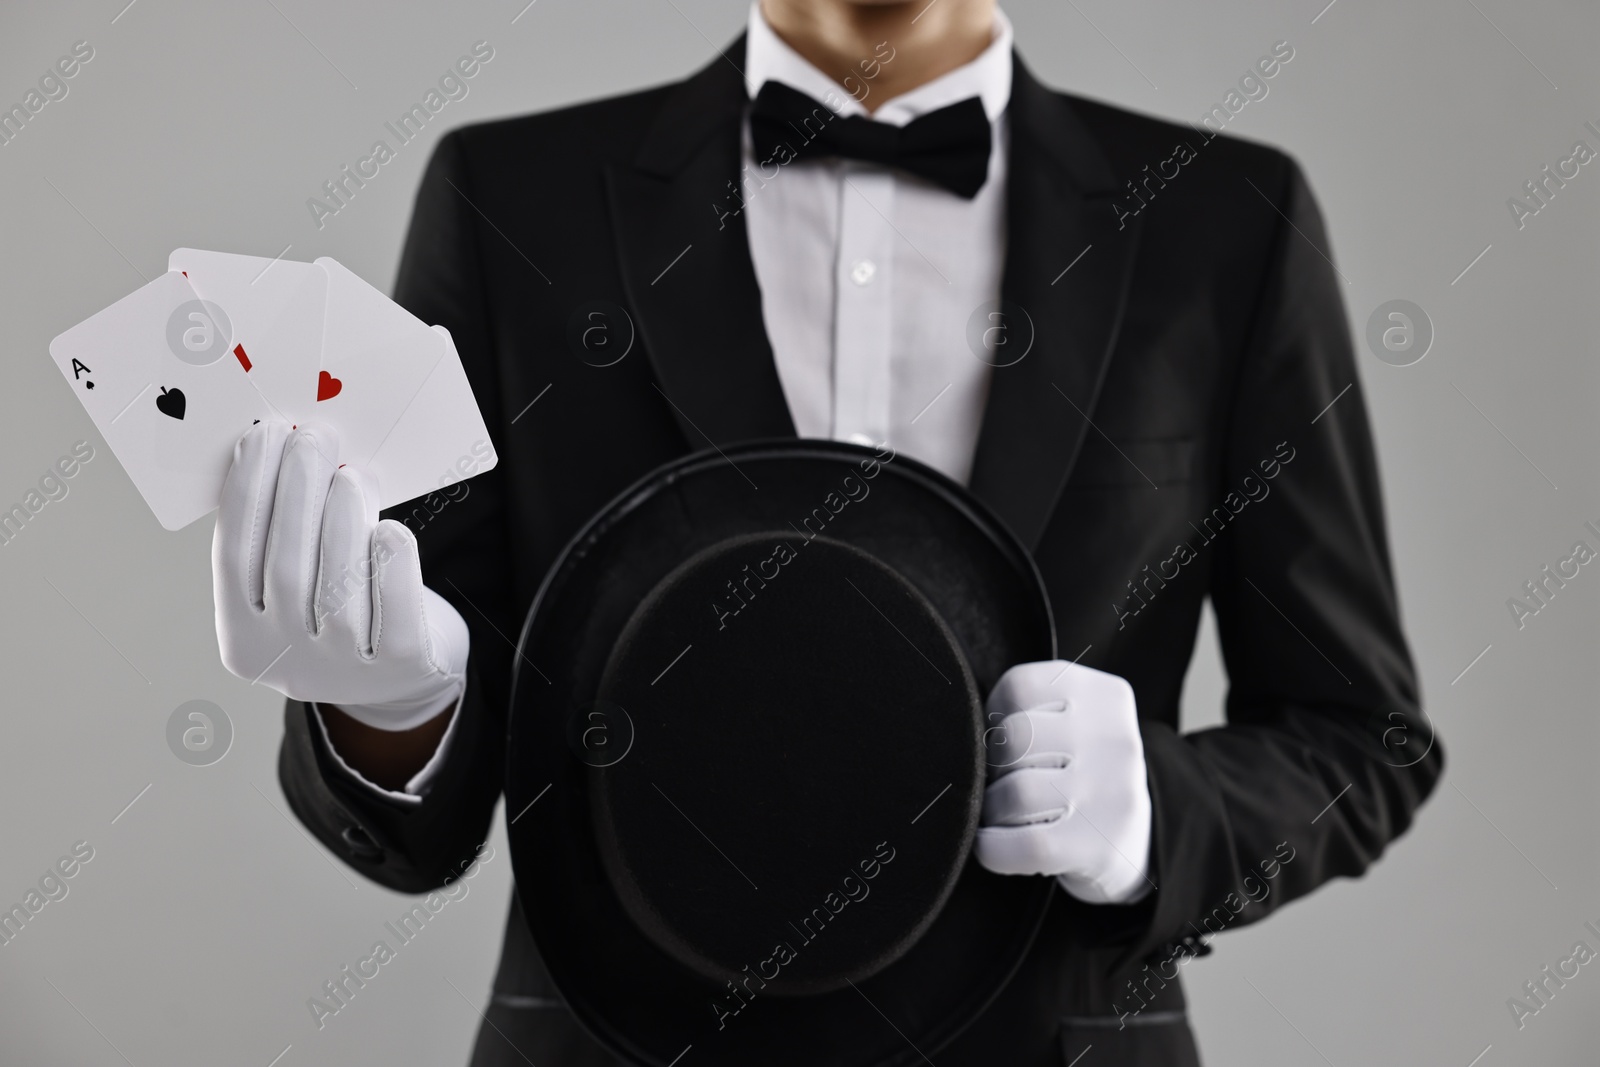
[
  {"xmin": 967, "ymin": 58, "xmax": 1144, "ymax": 550},
  {"xmin": 606, "ymin": 37, "xmax": 797, "ymax": 448}
]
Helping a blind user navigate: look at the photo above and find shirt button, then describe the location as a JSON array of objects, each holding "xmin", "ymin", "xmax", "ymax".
[
  {"xmin": 849, "ymin": 260, "xmax": 876, "ymax": 286},
  {"xmin": 845, "ymin": 432, "xmax": 876, "ymax": 447}
]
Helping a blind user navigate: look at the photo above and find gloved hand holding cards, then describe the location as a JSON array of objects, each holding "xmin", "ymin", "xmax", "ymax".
[{"xmin": 47, "ymin": 249, "xmax": 496, "ymax": 530}]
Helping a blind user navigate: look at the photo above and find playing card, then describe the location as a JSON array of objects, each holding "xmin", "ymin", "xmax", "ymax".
[
  {"xmin": 313, "ymin": 258, "xmax": 496, "ymax": 507},
  {"xmin": 168, "ymin": 248, "xmax": 326, "ymax": 425},
  {"xmin": 49, "ymin": 271, "xmax": 273, "ymax": 530},
  {"xmin": 370, "ymin": 324, "xmax": 499, "ymax": 502}
]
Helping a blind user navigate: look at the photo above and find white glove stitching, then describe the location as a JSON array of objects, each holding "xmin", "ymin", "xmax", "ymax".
[
  {"xmin": 245, "ymin": 438, "xmax": 270, "ymax": 614},
  {"xmin": 370, "ymin": 530, "xmax": 390, "ymax": 661}
]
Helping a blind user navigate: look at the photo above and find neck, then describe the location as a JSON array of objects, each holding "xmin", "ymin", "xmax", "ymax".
[{"xmin": 759, "ymin": 0, "xmax": 997, "ymax": 113}]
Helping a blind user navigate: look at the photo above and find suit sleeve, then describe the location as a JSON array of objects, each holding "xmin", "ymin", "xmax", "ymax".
[
  {"xmin": 277, "ymin": 129, "xmax": 516, "ymax": 895},
  {"xmin": 1125, "ymin": 156, "xmax": 1443, "ymax": 967}
]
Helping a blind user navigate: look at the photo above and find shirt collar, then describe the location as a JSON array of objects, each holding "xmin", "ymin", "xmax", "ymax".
[{"xmin": 744, "ymin": 2, "xmax": 1013, "ymax": 127}]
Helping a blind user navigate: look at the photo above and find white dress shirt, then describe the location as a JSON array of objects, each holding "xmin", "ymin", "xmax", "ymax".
[{"xmin": 741, "ymin": 3, "xmax": 1013, "ymax": 486}]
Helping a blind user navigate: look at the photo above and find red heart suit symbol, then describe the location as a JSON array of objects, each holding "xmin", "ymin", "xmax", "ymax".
[{"xmin": 317, "ymin": 370, "xmax": 342, "ymax": 401}]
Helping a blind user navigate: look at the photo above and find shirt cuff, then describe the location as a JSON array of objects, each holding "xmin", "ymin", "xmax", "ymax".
[{"xmin": 310, "ymin": 683, "xmax": 466, "ymax": 806}]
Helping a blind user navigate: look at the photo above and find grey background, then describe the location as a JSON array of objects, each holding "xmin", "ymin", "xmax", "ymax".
[{"xmin": 1, "ymin": 0, "xmax": 1594, "ymax": 1064}]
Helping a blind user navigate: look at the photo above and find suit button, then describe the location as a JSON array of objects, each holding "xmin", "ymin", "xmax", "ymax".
[{"xmin": 341, "ymin": 826, "xmax": 385, "ymax": 862}]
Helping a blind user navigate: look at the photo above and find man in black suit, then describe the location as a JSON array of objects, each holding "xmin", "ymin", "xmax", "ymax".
[{"xmin": 211, "ymin": 1, "xmax": 1441, "ymax": 1063}]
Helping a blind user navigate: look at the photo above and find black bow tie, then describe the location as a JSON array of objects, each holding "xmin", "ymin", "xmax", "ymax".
[{"xmin": 749, "ymin": 80, "xmax": 993, "ymax": 199}]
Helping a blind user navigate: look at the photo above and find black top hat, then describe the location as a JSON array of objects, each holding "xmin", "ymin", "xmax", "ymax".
[{"xmin": 507, "ymin": 439, "xmax": 1056, "ymax": 1067}]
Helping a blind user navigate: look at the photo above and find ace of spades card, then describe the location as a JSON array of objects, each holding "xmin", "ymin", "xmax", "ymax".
[{"xmin": 49, "ymin": 270, "xmax": 274, "ymax": 531}]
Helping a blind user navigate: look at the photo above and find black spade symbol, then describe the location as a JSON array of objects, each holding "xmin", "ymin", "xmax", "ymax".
[{"xmin": 156, "ymin": 386, "xmax": 186, "ymax": 420}]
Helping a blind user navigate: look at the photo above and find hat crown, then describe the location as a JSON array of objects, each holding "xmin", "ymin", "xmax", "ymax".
[{"xmin": 591, "ymin": 533, "xmax": 983, "ymax": 996}]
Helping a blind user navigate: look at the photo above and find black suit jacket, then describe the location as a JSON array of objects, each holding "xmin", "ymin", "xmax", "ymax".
[{"xmin": 279, "ymin": 41, "xmax": 1441, "ymax": 1067}]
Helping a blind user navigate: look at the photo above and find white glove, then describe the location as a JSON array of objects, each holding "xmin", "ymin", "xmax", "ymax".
[
  {"xmin": 212, "ymin": 420, "xmax": 469, "ymax": 731},
  {"xmin": 975, "ymin": 660, "xmax": 1154, "ymax": 905}
]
